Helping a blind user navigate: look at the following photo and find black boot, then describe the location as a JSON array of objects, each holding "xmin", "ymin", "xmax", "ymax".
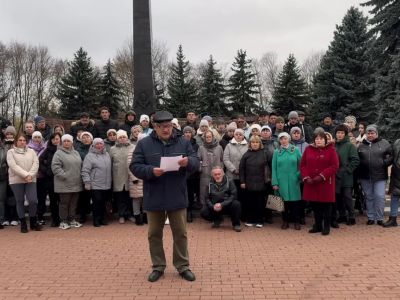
[
  {"xmin": 20, "ymin": 218, "xmax": 28, "ymax": 233},
  {"xmin": 135, "ymin": 213, "xmax": 144, "ymax": 226},
  {"xmin": 383, "ymin": 216, "xmax": 398, "ymax": 228},
  {"xmin": 142, "ymin": 212, "xmax": 148, "ymax": 224},
  {"xmin": 308, "ymin": 224, "xmax": 322, "ymax": 233},
  {"xmin": 322, "ymin": 218, "xmax": 330, "ymax": 235},
  {"xmin": 336, "ymin": 216, "xmax": 347, "ymax": 224},
  {"xmin": 187, "ymin": 210, "xmax": 193, "ymax": 223},
  {"xmin": 30, "ymin": 217, "xmax": 43, "ymax": 231}
]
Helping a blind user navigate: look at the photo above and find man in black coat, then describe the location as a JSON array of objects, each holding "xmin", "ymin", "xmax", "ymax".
[
  {"xmin": 130, "ymin": 110, "xmax": 199, "ymax": 283},
  {"xmin": 93, "ymin": 106, "xmax": 119, "ymax": 139},
  {"xmin": 69, "ymin": 112, "xmax": 96, "ymax": 139},
  {"xmin": 200, "ymin": 166, "xmax": 242, "ymax": 232}
]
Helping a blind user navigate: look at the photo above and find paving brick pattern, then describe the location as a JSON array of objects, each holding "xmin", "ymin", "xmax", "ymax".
[{"xmin": 1, "ymin": 216, "xmax": 400, "ymax": 299}]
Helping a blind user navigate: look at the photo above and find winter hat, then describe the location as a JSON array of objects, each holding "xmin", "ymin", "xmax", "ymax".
[
  {"xmin": 249, "ymin": 123, "xmax": 262, "ymax": 133},
  {"xmin": 34, "ymin": 115, "xmax": 45, "ymax": 124},
  {"xmin": 278, "ymin": 132, "xmax": 291, "ymax": 141},
  {"xmin": 290, "ymin": 126, "xmax": 302, "ymax": 135},
  {"xmin": 345, "ymin": 115, "xmax": 357, "ymax": 124},
  {"xmin": 314, "ymin": 127, "xmax": 325, "ymax": 135},
  {"xmin": 335, "ymin": 124, "xmax": 349, "ymax": 135},
  {"xmin": 116, "ymin": 129, "xmax": 128, "ymax": 139},
  {"xmin": 140, "ymin": 114, "xmax": 150, "ymax": 123},
  {"xmin": 92, "ymin": 138, "xmax": 104, "ymax": 146},
  {"xmin": 171, "ymin": 118, "xmax": 181, "ymax": 130},
  {"xmin": 131, "ymin": 125, "xmax": 143, "ymax": 132},
  {"xmin": 366, "ymin": 124, "xmax": 378, "ymax": 134},
  {"xmin": 107, "ymin": 129, "xmax": 117, "ymax": 136},
  {"xmin": 80, "ymin": 131, "xmax": 93, "ymax": 141},
  {"xmin": 288, "ymin": 111, "xmax": 299, "ymax": 119},
  {"xmin": 32, "ymin": 131, "xmax": 43, "ymax": 139},
  {"xmin": 227, "ymin": 122, "xmax": 237, "ymax": 131},
  {"xmin": 183, "ymin": 126, "xmax": 195, "ymax": 135},
  {"xmin": 261, "ymin": 125, "xmax": 272, "ymax": 132},
  {"xmin": 199, "ymin": 119, "xmax": 209, "ymax": 128},
  {"xmin": 4, "ymin": 126, "xmax": 16, "ymax": 136},
  {"xmin": 234, "ymin": 128, "xmax": 245, "ymax": 136},
  {"xmin": 61, "ymin": 134, "xmax": 73, "ymax": 143},
  {"xmin": 202, "ymin": 115, "xmax": 212, "ymax": 122}
]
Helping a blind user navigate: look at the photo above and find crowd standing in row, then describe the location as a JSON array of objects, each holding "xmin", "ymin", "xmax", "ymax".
[{"xmin": 1, "ymin": 107, "xmax": 399, "ymax": 282}]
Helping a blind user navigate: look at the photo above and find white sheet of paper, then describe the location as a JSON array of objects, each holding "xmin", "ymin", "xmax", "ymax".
[{"xmin": 160, "ymin": 155, "xmax": 182, "ymax": 172}]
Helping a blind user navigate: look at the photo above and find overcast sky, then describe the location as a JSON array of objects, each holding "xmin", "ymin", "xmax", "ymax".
[{"xmin": 0, "ymin": 0, "xmax": 370, "ymax": 66}]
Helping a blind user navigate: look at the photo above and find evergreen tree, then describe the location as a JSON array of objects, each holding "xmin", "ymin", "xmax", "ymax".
[
  {"xmin": 272, "ymin": 54, "xmax": 309, "ymax": 116},
  {"xmin": 198, "ymin": 55, "xmax": 227, "ymax": 116},
  {"xmin": 362, "ymin": 0, "xmax": 400, "ymax": 138},
  {"xmin": 99, "ymin": 60, "xmax": 123, "ymax": 118},
  {"xmin": 165, "ymin": 45, "xmax": 198, "ymax": 117},
  {"xmin": 227, "ymin": 49, "xmax": 259, "ymax": 115},
  {"xmin": 57, "ymin": 47, "xmax": 100, "ymax": 119},
  {"xmin": 310, "ymin": 7, "xmax": 375, "ymax": 124}
]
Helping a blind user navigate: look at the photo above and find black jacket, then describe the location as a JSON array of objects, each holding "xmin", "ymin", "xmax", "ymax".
[
  {"xmin": 38, "ymin": 142, "xmax": 58, "ymax": 178},
  {"xmin": 35, "ymin": 124, "xmax": 53, "ymax": 141},
  {"xmin": 206, "ymin": 175, "xmax": 237, "ymax": 208},
  {"xmin": 219, "ymin": 134, "xmax": 232, "ymax": 151},
  {"xmin": 239, "ymin": 149, "xmax": 267, "ymax": 191},
  {"xmin": 70, "ymin": 121, "xmax": 96, "ymax": 139},
  {"xmin": 0, "ymin": 144, "xmax": 7, "ymax": 181},
  {"xmin": 389, "ymin": 139, "xmax": 400, "ymax": 196},
  {"xmin": 94, "ymin": 119, "xmax": 119, "ymax": 139},
  {"xmin": 358, "ymin": 137, "xmax": 393, "ymax": 181}
]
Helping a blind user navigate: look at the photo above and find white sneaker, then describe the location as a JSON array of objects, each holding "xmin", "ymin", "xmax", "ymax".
[
  {"xmin": 59, "ymin": 222, "xmax": 71, "ymax": 230},
  {"xmin": 255, "ymin": 223, "xmax": 264, "ymax": 228},
  {"xmin": 128, "ymin": 217, "xmax": 136, "ymax": 223},
  {"xmin": 2, "ymin": 221, "xmax": 10, "ymax": 226},
  {"xmin": 10, "ymin": 221, "xmax": 19, "ymax": 226},
  {"xmin": 70, "ymin": 220, "xmax": 83, "ymax": 228},
  {"xmin": 165, "ymin": 217, "xmax": 170, "ymax": 225},
  {"xmin": 245, "ymin": 223, "xmax": 255, "ymax": 227},
  {"xmin": 119, "ymin": 217, "xmax": 125, "ymax": 224}
]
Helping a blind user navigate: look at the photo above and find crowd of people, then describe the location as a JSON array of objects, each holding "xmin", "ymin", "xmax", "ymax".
[{"xmin": 0, "ymin": 107, "xmax": 398, "ymax": 238}]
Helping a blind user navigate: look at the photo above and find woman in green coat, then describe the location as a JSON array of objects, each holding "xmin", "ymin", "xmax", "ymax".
[{"xmin": 272, "ymin": 132, "xmax": 302, "ymax": 230}]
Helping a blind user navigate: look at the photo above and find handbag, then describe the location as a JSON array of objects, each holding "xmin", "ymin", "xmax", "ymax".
[{"xmin": 266, "ymin": 192, "xmax": 284, "ymax": 212}]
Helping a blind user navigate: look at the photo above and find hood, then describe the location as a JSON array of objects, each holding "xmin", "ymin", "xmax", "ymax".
[{"xmin": 89, "ymin": 144, "xmax": 107, "ymax": 155}]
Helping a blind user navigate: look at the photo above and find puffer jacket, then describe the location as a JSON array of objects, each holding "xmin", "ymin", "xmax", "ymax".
[
  {"xmin": 206, "ymin": 175, "xmax": 237, "ymax": 208},
  {"xmin": 7, "ymin": 147, "xmax": 39, "ymax": 184},
  {"xmin": 110, "ymin": 141, "xmax": 134, "ymax": 192},
  {"xmin": 52, "ymin": 146, "xmax": 83, "ymax": 193},
  {"xmin": 239, "ymin": 148, "xmax": 267, "ymax": 192},
  {"xmin": 38, "ymin": 142, "xmax": 58, "ymax": 178},
  {"xmin": 223, "ymin": 138, "xmax": 248, "ymax": 180},
  {"xmin": 358, "ymin": 137, "xmax": 393, "ymax": 181},
  {"xmin": 198, "ymin": 139, "xmax": 224, "ymax": 180},
  {"xmin": 389, "ymin": 139, "xmax": 400, "ymax": 196},
  {"xmin": 81, "ymin": 145, "xmax": 112, "ymax": 190},
  {"xmin": 94, "ymin": 118, "xmax": 119, "ymax": 139},
  {"xmin": 292, "ymin": 138, "xmax": 309, "ymax": 156},
  {"xmin": 335, "ymin": 136, "xmax": 360, "ymax": 190},
  {"xmin": 127, "ymin": 144, "xmax": 143, "ymax": 199}
]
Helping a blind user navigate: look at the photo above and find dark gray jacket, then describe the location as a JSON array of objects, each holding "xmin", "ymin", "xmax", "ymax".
[
  {"xmin": 358, "ymin": 137, "xmax": 393, "ymax": 182},
  {"xmin": 206, "ymin": 175, "xmax": 237, "ymax": 208},
  {"xmin": 389, "ymin": 139, "xmax": 400, "ymax": 196},
  {"xmin": 0, "ymin": 144, "xmax": 7, "ymax": 181}
]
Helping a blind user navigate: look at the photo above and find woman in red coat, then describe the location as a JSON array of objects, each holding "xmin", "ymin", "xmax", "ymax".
[{"xmin": 300, "ymin": 129, "xmax": 339, "ymax": 235}]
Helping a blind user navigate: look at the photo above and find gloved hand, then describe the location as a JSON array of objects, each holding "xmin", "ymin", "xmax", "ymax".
[
  {"xmin": 305, "ymin": 177, "xmax": 314, "ymax": 185},
  {"xmin": 84, "ymin": 183, "xmax": 91, "ymax": 190},
  {"xmin": 312, "ymin": 175, "xmax": 324, "ymax": 184}
]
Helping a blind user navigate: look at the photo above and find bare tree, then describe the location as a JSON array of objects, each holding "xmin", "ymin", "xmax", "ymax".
[
  {"xmin": 301, "ymin": 50, "xmax": 325, "ymax": 87},
  {"xmin": 0, "ymin": 42, "xmax": 14, "ymax": 119},
  {"xmin": 252, "ymin": 51, "xmax": 281, "ymax": 110}
]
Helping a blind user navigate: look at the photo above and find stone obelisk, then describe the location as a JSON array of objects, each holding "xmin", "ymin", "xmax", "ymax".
[{"xmin": 133, "ymin": 0, "xmax": 156, "ymax": 116}]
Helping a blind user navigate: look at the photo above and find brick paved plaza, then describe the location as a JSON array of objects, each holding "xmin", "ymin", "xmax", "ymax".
[{"xmin": 1, "ymin": 216, "xmax": 400, "ymax": 300}]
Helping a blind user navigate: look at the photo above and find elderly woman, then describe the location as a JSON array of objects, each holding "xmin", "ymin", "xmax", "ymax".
[
  {"xmin": 301, "ymin": 129, "xmax": 339, "ymax": 235},
  {"xmin": 201, "ymin": 166, "xmax": 241, "ymax": 232},
  {"xmin": 290, "ymin": 126, "xmax": 308, "ymax": 155},
  {"xmin": 28, "ymin": 131, "xmax": 46, "ymax": 157},
  {"xmin": 81, "ymin": 138, "xmax": 112, "ymax": 227},
  {"xmin": 239, "ymin": 135, "xmax": 268, "ymax": 227},
  {"xmin": 220, "ymin": 122, "xmax": 236, "ymax": 150},
  {"xmin": 249, "ymin": 123, "xmax": 262, "ymax": 138},
  {"xmin": 198, "ymin": 129, "xmax": 224, "ymax": 206},
  {"xmin": 52, "ymin": 134, "xmax": 83, "ymax": 230},
  {"xmin": 7, "ymin": 133, "xmax": 41, "ymax": 233},
  {"xmin": 223, "ymin": 128, "xmax": 248, "ymax": 218},
  {"xmin": 272, "ymin": 132, "xmax": 302, "ymax": 230},
  {"xmin": 358, "ymin": 125, "xmax": 393, "ymax": 225},
  {"xmin": 110, "ymin": 130, "xmax": 134, "ymax": 224},
  {"xmin": 104, "ymin": 129, "xmax": 117, "ymax": 153}
]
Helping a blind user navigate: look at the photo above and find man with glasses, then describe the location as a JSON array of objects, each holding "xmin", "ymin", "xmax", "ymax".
[{"xmin": 130, "ymin": 110, "xmax": 199, "ymax": 283}]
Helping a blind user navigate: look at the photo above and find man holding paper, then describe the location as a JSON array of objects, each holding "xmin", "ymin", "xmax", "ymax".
[{"xmin": 130, "ymin": 110, "xmax": 199, "ymax": 283}]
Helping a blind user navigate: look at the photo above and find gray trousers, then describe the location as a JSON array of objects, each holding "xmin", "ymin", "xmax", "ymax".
[
  {"xmin": 0, "ymin": 180, "xmax": 7, "ymax": 222},
  {"xmin": 132, "ymin": 197, "xmax": 142, "ymax": 215},
  {"xmin": 59, "ymin": 193, "xmax": 79, "ymax": 222},
  {"xmin": 10, "ymin": 183, "xmax": 38, "ymax": 218}
]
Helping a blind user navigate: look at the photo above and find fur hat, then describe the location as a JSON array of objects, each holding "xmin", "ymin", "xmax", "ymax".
[
  {"xmin": 249, "ymin": 123, "xmax": 262, "ymax": 132},
  {"xmin": 234, "ymin": 128, "xmax": 245, "ymax": 136},
  {"xmin": 92, "ymin": 138, "xmax": 104, "ymax": 146},
  {"xmin": 261, "ymin": 125, "xmax": 272, "ymax": 132},
  {"xmin": 32, "ymin": 131, "xmax": 43, "ymax": 139},
  {"xmin": 107, "ymin": 129, "xmax": 117, "ymax": 136},
  {"xmin": 80, "ymin": 131, "xmax": 93, "ymax": 140},
  {"xmin": 278, "ymin": 132, "xmax": 291, "ymax": 141},
  {"xmin": 199, "ymin": 119, "xmax": 209, "ymax": 128},
  {"xmin": 227, "ymin": 122, "xmax": 237, "ymax": 131},
  {"xmin": 290, "ymin": 126, "xmax": 302, "ymax": 135},
  {"xmin": 140, "ymin": 114, "xmax": 150, "ymax": 123},
  {"xmin": 4, "ymin": 126, "xmax": 16, "ymax": 136},
  {"xmin": 61, "ymin": 134, "xmax": 73, "ymax": 143},
  {"xmin": 116, "ymin": 129, "xmax": 128, "ymax": 139}
]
